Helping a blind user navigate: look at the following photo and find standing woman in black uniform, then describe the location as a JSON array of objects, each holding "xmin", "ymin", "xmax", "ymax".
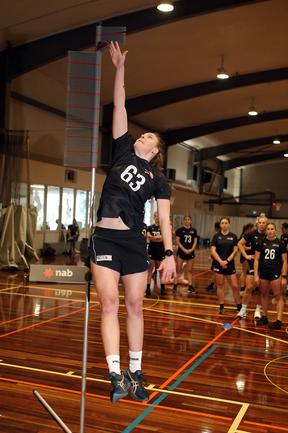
[
  {"xmin": 146, "ymin": 211, "xmax": 166, "ymax": 296},
  {"xmin": 210, "ymin": 217, "xmax": 241, "ymax": 314},
  {"xmin": 237, "ymin": 214, "xmax": 267, "ymax": 319},
  {"xmin": 238, "ymin": 223, "xmax": 255, "ymax": 292},
  {"xmin": 254, "ymin": 223, "xmax": 287, "ymax": 329},
  {"xmin": 280, "ymin": 222, "xmax": 288, "ymax": 295},
  {"xmin": 90, "ymin": 42, "xmax": 175, "ymax": 403},
  {"xmin": 173, "ymin": 216, "xmax": 198, "ymax": 294}
]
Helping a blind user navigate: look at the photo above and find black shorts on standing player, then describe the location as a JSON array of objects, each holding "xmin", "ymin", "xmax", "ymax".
[
  {"xmin": 174, "ymin": 218, "xmax": 198, "ymax": 294},
  {"xmin": 146, "ymin": 217, "xmax": 167, "ymax": 296}
]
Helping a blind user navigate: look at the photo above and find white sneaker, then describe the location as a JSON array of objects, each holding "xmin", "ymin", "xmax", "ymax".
[
  {"xmin": 254, "ymin": 305, "xmax": 261, "ymax": 320},
  {"xmin": 237, "ymin": 306, "xmax": 247, "ymax": 318}
]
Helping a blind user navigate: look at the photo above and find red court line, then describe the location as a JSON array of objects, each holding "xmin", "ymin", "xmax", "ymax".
[
  {"xmin": 0, "ymin": 377, "xmax": 232, "ymax": 421},
  {"xmin": 0, "ymin": 300, "xmax": 78, "ymax": 327},
  {"xmin": 0, "ymin": 305, "xmax": 96, "ymax": 339},
  {"xmin": 148, "ymin": 318, "xmax": 239, "ymax": 402},
  {"xmin": 244, "ymin": 420, "xmax": 288, "ymax": 432}
]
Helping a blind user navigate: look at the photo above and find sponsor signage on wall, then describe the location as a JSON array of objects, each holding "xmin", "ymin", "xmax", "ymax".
[{"xmin": 29, "ymin": 265, "xmax": 88, "ymax": 284}]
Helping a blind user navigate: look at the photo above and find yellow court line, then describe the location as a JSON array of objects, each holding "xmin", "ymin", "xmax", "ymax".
[
  {"xmin": 0, "ymin": 360, "xmax": 109, "ymax": 384},
  {"xmin": 149, "ymin": 386, "xmax": 248, "ymax": 406},
  {"xmin": 0, "ymin": 290, "xmax": 99, "ymax": 304},
  {"xmin": 233, "ymin": 326, "xmax": 288, "ymax": 345},
  {"xmin": 227, "ymin": 403, "xmax": 250, "ymax": 433},
  {"xmin": 0, "ymin": 285, "xmax": 20, "ymax": 292},
  {"xmin": 264, "ymin": 355, "xmax": 288, "ymax": 395},
  {"xmin": 0, "ymin": 360, "xmax": 248, "ymax": 407},
  {"xmin": 20, "ymin": 284, "xmax": 90, "ymax": 295},
  {"xmin": 147, "ymin": 307, "xmax": 223, "ymax": 326},
  {"xmin": 143, "ymin": 296, "xmax": 288, "ymax": 315},
  {"xmin": 236, "ymin": 430, "xmax": 251, "ymax": 433}
]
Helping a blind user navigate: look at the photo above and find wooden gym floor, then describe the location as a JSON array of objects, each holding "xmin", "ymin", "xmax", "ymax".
[{"xmin": 0, "ymin": 248, "xmax": 287, "ymax": 433}]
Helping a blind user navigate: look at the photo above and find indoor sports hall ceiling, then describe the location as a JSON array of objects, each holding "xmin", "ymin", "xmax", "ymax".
[{"xmin": 1, "ymin": 0, "xmax": 288, "ymax": 170}]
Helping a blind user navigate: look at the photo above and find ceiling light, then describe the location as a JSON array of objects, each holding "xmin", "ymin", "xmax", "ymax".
[
  {"xmin": 273, "ymin": 138, "xmax": 280, "ymax": 144},
  {"xmin": 284, "ymin": 153, "xmax": 288, "ymax": 158},
  {"xmin": 248, "ymin": 97, "xmax": 258, "ymax": 116},
  {"xmin": 157, "ymin": 2, "xmax": 174, "ymax": 12},
  {"xmin": 216, "ymin": 55, "xmax": 230, "ymax": 79}
]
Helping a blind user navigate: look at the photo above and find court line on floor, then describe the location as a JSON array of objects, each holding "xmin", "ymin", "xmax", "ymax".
[
  {"xmin": 0, "ymin": 360, "xmax": 249, "ymax": 408},
  {"xmin": 0, "ymin": 304, "xmax": 95, "ymax": 339},
  {"xmin": 3, "ymin": 283, "xmax": 287, "ymax": 318},
  {"xmin": 228, "ymin": 403, "xmax": 250, "ymax": 433},
  {"xmin": 232, "ymin": 325, "xmax": 288, "ymax": 345},
  {"xmin": 122, "ymin": 345, "xmax": 228, "ymax": 433},
  {"xmin": 0, "ymin": 376, "xmax": 233, "ymax": 421},
  {"xmin": 148, "ymin": 317, "xmax": 239, "ymax": 402},
  {"xmin": 146, "ymin": 307, "xmax": 223, "ymax": 327},
  {"xmin": 0, "ymin": 300, "xmax": 78, "ymax": 327},
  {"xmin": 244, "ymin": 420, "xmax": 288, "ymax": 432},
  {"xmin": 264, "ymin": 355, "xmax": 288, "ymax": 395},
  {"xmin": 3, "ymin": 367, "xmax": 286, "ymax": 432},
  {"xmin": 147, "ymin": 307, "xmax": 288, "ymax": 346}
]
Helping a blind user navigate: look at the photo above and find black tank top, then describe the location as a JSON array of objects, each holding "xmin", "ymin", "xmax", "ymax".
[{"xmin": 97, "ymin": 132, "xmax": 170, "ymax": 231}]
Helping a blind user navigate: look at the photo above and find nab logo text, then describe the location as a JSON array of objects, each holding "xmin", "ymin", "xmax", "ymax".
[{"xmin": 43, "ymin": 268, "xmax": 74, "ymax": 278}]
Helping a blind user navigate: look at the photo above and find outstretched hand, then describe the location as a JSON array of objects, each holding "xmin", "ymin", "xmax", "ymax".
[
  {"xmin": 109, "ymin": 41, "xmax": 128, "ymax": 68},
  {"xmin": 158, "ymin": 256, "xmax": 176, "ymax": 283}
]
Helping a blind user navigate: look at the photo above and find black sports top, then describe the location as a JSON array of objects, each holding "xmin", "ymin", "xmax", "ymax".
[
  {"xmin": 97, "ymin": 132, "xmax": 170, "ymax": 231},
  {"xmin": 280, "ymin": 233, "xmax": 288, "ymax": 250},
  {"xmin": 255, "ymin": 237, "xmax": 286, "ymax": 271},
  {"xmin": 211, "ymin": 232, "xmax": 238, "ymax": 260},
  {"xmin": 176, "ymin": 226, "xmax": 197, "ymax": 249},
  {"xmin": 243, "ymin": 230, "xmax": 265, "ymax": 256}
]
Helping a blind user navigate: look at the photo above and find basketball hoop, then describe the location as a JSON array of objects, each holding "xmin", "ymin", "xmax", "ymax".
[{"xmin": 275, "ymin": 202, "xmax": 282, "ymax": 212}]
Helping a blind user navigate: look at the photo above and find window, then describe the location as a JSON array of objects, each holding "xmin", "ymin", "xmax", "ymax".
[
  {"xmin": 61, "ymin": 188, "xmax": 74, "ymax": 228},
  {"xmin": 75, "ymin": 190, "xmax": 87, "ymax": 229},
  {"xmin": 46, "ymin": 186, "xmax": 60, "ymax": 230},
  {"xmin": 30, "ymin": 184, "xmax": 45, "ymax": 230}
]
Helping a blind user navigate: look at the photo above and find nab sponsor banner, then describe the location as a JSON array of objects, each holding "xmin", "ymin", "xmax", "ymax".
[{"xmin": 29, "ymin": 264, "xmax": 88, "ymax": 284}]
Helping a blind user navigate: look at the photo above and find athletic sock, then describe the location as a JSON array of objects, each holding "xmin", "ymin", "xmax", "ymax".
[
  {"xmin": 129, "ymin": 351, "xmax": 142, "ymax": 373},
  {"xmin": 106, "ymin": 354, "xmax": 121, "ymax": 374}
]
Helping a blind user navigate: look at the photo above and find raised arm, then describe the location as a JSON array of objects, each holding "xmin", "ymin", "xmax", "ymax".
[{"xmin": 109, "ymin": 41, "xmax": 128, "ymax": 139}]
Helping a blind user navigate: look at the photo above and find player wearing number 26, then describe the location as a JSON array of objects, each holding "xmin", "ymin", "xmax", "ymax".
[{"xmin": 254, "ymin": 222, "xmax": 287, "ymax": 330}]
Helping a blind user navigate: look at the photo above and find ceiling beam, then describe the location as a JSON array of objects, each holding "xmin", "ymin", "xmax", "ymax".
[
  {"xmin": 223, "ymin": 151, "xmax": 287, "ymax": 170},
  {"xmin": 196, "ymin": 134, "xmax": 288, "ymax": 161},
  {"xmin": 11, "ymin": 91, "xmax": 66, "ymax": 118},
  {"xmin": 0, "ymin": 0, "xmax": 264, "ymax": 79},
  {"xmin": 164, "ymin": 109, "xmax": 288, "ymax": 146},
  {"xmin": 102, "ymin": 67, "xmax": 288, "ymax": 118}
]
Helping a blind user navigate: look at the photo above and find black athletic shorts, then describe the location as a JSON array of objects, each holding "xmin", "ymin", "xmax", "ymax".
[
  {"xmin": 148, "ymin": 242, "xmax": 164, "ymax": 261},
  {"xmin": 212, "ymin": 260, "xmax": 236, "ymax": 275},
  {"xmin": 247, "ymin": 260, "xmax": 255, "ymax": 276},
  {"xmin": 89, "ymin": 227, "xmax": 149, "ymax": 276},
  {"xmin": 240, "ymin": 254, "xmax": 247, "ymax": 264},
  {"xmin": 177, "ymin": 249, "xmax": 195, "ymax": 260},
  {"xmin": 259, "ymin": 268, "xmax": 281, "ymax": 281}
]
